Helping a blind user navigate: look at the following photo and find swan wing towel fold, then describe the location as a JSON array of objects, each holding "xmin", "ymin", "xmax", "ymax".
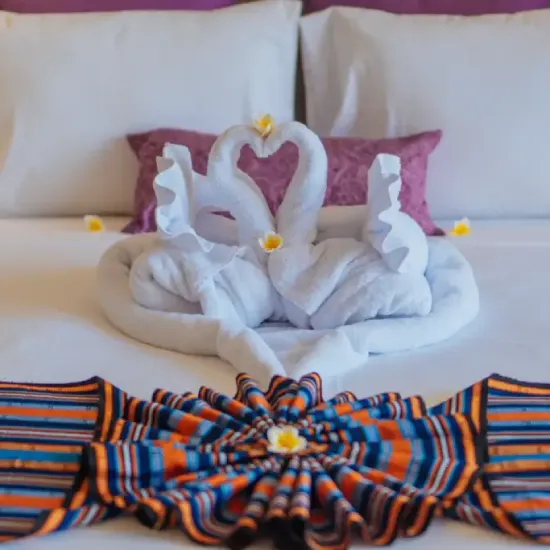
[
  {"xmin": 152, "ymin": 142, "xmax": 239, "ymax": 247},
  {"xmin": 364, "ymin": 154, "xmax": 429, "ymax": 275},
  {"xmin": 154, "ymin": 143, "xmax": 214, "ymax": 254}
]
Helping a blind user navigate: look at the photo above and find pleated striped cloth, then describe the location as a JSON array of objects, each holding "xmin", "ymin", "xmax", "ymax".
[
  {"xmin": 1, "ymin": 373, "xmax": 550, "ymax": 548},
  {"xmin": 431, "ymin": 374, "xmax": 550, "ymax": 543},
  {"xmin": 84, "ymin": 373, "xmax": 481, "ymax": 548},
  {"xmin": 0, "ymin": 378, "xmax": 123, "ymax": 541}
]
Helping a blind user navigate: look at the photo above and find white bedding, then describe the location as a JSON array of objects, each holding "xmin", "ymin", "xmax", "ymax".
[{"xmin": 2, "ymin": 217, "xmax": 548, "ymax": 549}]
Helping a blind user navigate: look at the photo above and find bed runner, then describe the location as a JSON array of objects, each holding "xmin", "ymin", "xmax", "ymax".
[{"xmin": 0, "ymin": 373, "xmax": 549, "ymax": 548}]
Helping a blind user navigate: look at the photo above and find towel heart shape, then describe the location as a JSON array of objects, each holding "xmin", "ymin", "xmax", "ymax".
[{"xmin": 205, "ymin": 121, "xmax": 329, "ymax": 255}]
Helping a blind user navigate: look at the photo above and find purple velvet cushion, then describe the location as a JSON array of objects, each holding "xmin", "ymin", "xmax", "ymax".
[
  {"xmin": 0, "ymin": 0, "xmax": 233, "ymax": 12},
  {"xmin": 124, "ymin": 128, "xmax": 443, "ymax": 236},
  {"xmin": 304, "ymin": 0, "xmax": 547, "ymax": 14}
]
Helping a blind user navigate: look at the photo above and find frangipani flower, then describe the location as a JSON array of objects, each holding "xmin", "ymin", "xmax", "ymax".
[
  {"xmin": 267, "ymin": 425, "xmax": 307, "ymax": 455},
  {"xmin": 253, "ymin": 114, "xmax": 274, "ymax": 138},
  {"xmin": 84, "ymin": 215, "xmax": 105, "ymax": 233},
  {"xmin": 258, "ymin": 231, "xmax": 283, "ymax": 253},
  {"xmin": 449, "ymin": 218, "xmax": 471, "ymax": 236}
]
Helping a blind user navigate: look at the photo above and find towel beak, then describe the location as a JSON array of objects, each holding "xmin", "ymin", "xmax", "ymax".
[
  {"xmin": 258, "ymin": 126, "xmax": 284, "ymax": 159},
  {"xmin": 254, "ymin": 141, "xmax": 271, "ymax": 159}
]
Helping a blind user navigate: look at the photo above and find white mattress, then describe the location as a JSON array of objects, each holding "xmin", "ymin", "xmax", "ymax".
[{"xmin": 3, "ymin": 217, "xmax": 548, "ymax": 550}]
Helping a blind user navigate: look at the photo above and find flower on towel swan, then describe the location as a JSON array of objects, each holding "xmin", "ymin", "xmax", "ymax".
[
  {"xmin": 253, "ymin": 114, "xmax": 274, "ymax": 138},
  {"xmin": 259, "ymin": 231, "xmax": 283, "ymax": 253},
  {"xmin": 84, "ymin": 215, "xmax": 105, "ymax": 233},
  {"xmin": 266, "ymin": 425, "xmax": 307, "ymax": 455},
  {"xmin": 449, "ymin": 218, "xmax": 471, "ymax": 236}
]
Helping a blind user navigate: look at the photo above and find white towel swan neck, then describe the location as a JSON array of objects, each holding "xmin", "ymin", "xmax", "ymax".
[
  {"xmin": 203, "ymin": 125, "xmax": 275, "ymax": 254},
  {"xmin": 264, "ymin": 121, "xmax": 328, "ymax": 246}
]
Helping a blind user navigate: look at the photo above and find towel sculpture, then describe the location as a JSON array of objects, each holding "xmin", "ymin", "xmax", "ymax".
[{"xmin": 98, "ymin": 119, "xmax": 479, "ymax": 384}]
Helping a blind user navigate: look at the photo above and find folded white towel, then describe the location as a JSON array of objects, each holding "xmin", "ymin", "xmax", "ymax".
[
  {"xmin": 130, "ymin": 242, "xmax": 275, "ymax": 327},
  {"xmin": 268, "ymin": 237, "xmax": 432, "ymax": 330},
  {"xmin": 125, "ymin": 143, "xmax": 285, "ymax": 381},
  {"xmin": 310, "ymin": 244, "xmax": 432, "ymax": 330},
  {"xmin": 98, "ymin": 234, "xmax": 478, "ymax": 386}
]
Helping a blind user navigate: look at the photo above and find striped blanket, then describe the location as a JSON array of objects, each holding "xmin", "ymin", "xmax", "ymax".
[{"xmin": 0, "ymin": 373, "xmax": 549, "ymax": 548}]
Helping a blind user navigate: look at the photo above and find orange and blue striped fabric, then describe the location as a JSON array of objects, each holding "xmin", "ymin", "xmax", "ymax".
[
  {"xmin": 431, "ymin": 373, "xmax": 550, "ymax": 543},
  {"xmin": 0, "ymin": 377, "xmax": 124, "ymax": 542},
  {"xmin": 84, "ymin": 372, "xmax": 481, "ymax": 548},
  {"xmin": 2, "ymin": 372, "xmax": 550, "ymax": 548}
]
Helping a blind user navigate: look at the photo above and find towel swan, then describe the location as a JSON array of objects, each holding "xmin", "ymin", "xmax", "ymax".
[
  {"xmin": 258, "ymin": 120, "xmax": 433, "ymax": 329},
  {"xmin": 202, "ymin": 119, "xmax": 326, "ymax": 252},
  {"xmin": 131, "ymin": 119, "xmax": 432, "ymax": 334},
  {"xmin": 128, "ymin": 144, "xmax": 274, "ymax": 323}
]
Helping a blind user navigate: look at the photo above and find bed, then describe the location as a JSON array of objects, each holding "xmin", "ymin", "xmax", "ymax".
[
  {"xmin": 1, "ymin": 216, "xmax": 547, "ymax": 549},
  {"xmin": 1, "ymin": 0, "xmax": 550, "ymax": 547}
]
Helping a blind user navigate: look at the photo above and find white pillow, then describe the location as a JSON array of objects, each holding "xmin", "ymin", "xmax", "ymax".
[
  {"xmin": 0, "ymin": 0, "xmax": 301, "ymax": 216},
  {"xmin": 300, "ymin": 8, "xmax": 550, "ymax": 220}
]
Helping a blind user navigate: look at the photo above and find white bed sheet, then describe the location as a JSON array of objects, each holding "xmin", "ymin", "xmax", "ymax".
[{"xmin": 2, "ymin": 217, "xmax": 548, "ymax": 549}]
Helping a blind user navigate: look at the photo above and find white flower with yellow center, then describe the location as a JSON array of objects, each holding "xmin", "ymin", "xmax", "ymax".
[
  {"xmin": 258, "ymin": 231, "xmax": 284, "ymax": 253},
  {"xmin": 253, "ymin": 114, "xmax": 274, "ymax": 138},
  {"xmin": 449, "ymin": 217, "xmax": 471, "ymax": 237},
  {"xmin": 84, "ymin": 215, "xmax": 105, "ymax": 233},
  {"xmin": 266, "ymin": 425, "xmax": 307, "ymax": 455}
]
